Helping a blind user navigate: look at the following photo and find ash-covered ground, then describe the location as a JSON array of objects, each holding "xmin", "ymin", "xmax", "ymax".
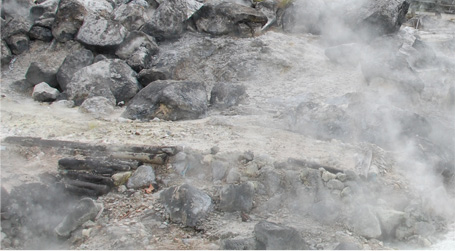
[{"xmin": 1, "ymin": 0, "xmax": 455, "ymax": 250}]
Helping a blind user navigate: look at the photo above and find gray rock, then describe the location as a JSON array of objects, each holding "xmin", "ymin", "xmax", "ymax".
[
  {"xmin": 211, "ymin": 160, "xmax": 228, "ymax": 181},
  {"xmin": 28, "ymin": 26, "xmax": 53, "ymax": 42},
  {"xmin": 113, "ymin": 2, "xmax": 150, "ymax": 31},
  {"xmin": 32, "ymin": 82, "xmax": 60, "ymax": 102},
  {"xmin": 30, "ymin": 0, "xmax": 59, "ymax": 21},
  {"xmin": 11, "ymin": 79, "xmax": 34, "ymax": 94},
  {"xmin": 56, "ymin": 48, "xmax": 94, "ymax": 91},
  {"xmin": 137, "ymin": 68, "xmax": 167, "ymax": 86},
  {"xmin": 376, "ymin": 208, "xmax": 405, "ymax": 239},
  {"xmin": 326, "ymin": 179, "xmax": 344, "ymax": 190},
  {"xmin": 254, "ymin": 220, "xmax": 308, "ymax": 250},
  {"xmin": 226, "ymin": 168, "xmax": 241, "ymax": 184},
  {"xmin": 4, "ymin": 34, "xmax": 29, "ymax": 55},
  {"xmin": 122, "ymin": 80, "xmax": 208, "ymax": 121},
  {"xmin": 79, "ymin": 96, "xmax": 115, "ymax": 118},
  {"xmin": 221, "ymin": 237, "xmax": 258, "ymax": 250},
  {"xmin": 193, "ymin": 2, "xmax": 267, "ymax": 37},
  {"xmin": 140, "ymin": 0, "xmax": 203, "ymax": 40},
  {"xmin": 219, "ymin": 182, "xmax": 254, "ymax": 212},
  {"xmin": 1, "ymin": 187, "xmax": 9, "ymax": 213},
  {"xmin": 126, "ymin": 47, "xmax": 152, "ymax": 72},
  {"xmin": 160, "ymin": 184, "xmax": 212, "ymax": 227},
  {"xmin": 25, "ymin": 62, "xmax": 59, "ymax": 88},
  {"xmin": 76, "ymin": 13, "xmax": 127, "ymax": 51},
  {"xmin": 55, "ymin": 198, "xmax": 103, "ymax": 238},
  {"xmin": 255, "ymin": 0, "xmax": 278, "ymax": 31},
  {"xmin": 325, "ymin": 43, "xmax": 363, "ymax": 66},
  {"xmin": 1, "ymin": 40, "xmax": 13, "ymax": 66},
  {"xmin": 2, "ymin": 0, "xmax": 33, "ymax": 17},
  {"xmin": 126, "ymin": 165, "xmax": 156, "ymax": 189},
  {"xmin": 260, "ymin": 168, "xmax": 281, "ymax": 196},
  {"xmin": 1, "ymin": 16, "xmax": 32, "ymax": 40},
  {"xmin": 67, "ymin": 59, "xmax": 140, "ymax": 105},
  {"xmin": 210, "ymin": 82, "xmax": 247, "ymax": 109},
  {"xmin": 51, "ymin": 0, "xmax": 88, "ymax": 42},
  {"xmin": 350, "ymin": 206, "xmax": 382, "ymax": 239},
  {"xmin": 115, "ymin": 31, "xmax": 159, "ymax": 71}
]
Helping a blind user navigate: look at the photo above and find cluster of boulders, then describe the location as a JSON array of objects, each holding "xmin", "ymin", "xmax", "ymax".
[{"xmin": 1, "ymin": 0, "xmax": 414, "ymax": 121}]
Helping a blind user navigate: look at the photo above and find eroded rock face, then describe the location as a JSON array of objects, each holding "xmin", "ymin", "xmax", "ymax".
[
  {"xmin": 122, "ymin": 80, "xmax": 208, "ymax": 121},
  {"xmin": 254, "ymin": 220, "xmax": 308, "ymax": 250},
  {"xmin": 193, "ymin": 2, "xmax": 268, "ymax": 37},
  {"xmin": 66, "ymin": 59, "xmax": 140, "ymax": 105},
  {"xmin": 160, "ymin": 184, "xmax": 212, "ymax": 227}
]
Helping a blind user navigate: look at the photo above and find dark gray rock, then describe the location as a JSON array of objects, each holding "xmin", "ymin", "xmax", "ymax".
[
  {"xmin": 122, "ymin": 80, "xmax": 208, "ymax": 121},
  {"xmin": 29, "ymin": 0, "xmax": 59, "ymax": 21},
  {"xmin": 254, "ymin": 220, "xmax": 308, "ymax": 250},
  {"xmin": 79, "ymin": 96, "xmax": 115, "ymax": 118},
  {"xmin": 1, "ymin": 187, "xmax": 9, "ymax": 213},
  {"xmin": 219, "ymin": 182, "xmax": 254, "ymax": 212},
  {"xmin": 76, "ymin": 14, "xmax": 127, "ymax": 52},
  {"xmin": 193, "ymin": 2, "xmax": 268, "ymax": 37},
  {"xmin": 137, "ymin": 68, "xmax": 167, "ymax": 86},
  {"xmin": 56, "ymin": 48, "xmax": 94, "ymax": 91},
  {"xmin": 1, "ymin": 40, "xmax": 13, "ymax": 66},
  {"xmin": 260, "ymin": 168, "xmax": 282, "ymax": 196},
  {"xmin": 51, "ymin": 0, "xmax": 88, "ymax": 42},
  {"xmin": 210, "ymin": 82, "xmax": 247, "ymax": 109},
  {"xmin": 5, "ymin": 34, "xmax": 29, "ymax": 55},
  {"xmin": 160, "ymin": 184, "xmax": 212, "ymax": 227},
  {"xmin": 11, "ymin": 79, "xmax": 34, "ymax": 94},
  {"xmin": 125, "ymin": 47, "xmax": 152, "ymax": 72},
  {"xmin": 350, "ymin": 206, "xmax": 382, "ymax": 239},
  {"xmin": 140, "ymin": 0, "xmax": 203, "ymax": 40},
  {"xmin": 55, "ymin": 198, "xmax": 103, "ymax": 238},
  {"xmin": 126, "ymin": 165, "xmax": 156, "ymax": 189},
  {"xmin": 25, "ymin": 62, "xmax": 59, "ymax": 88},
  {"xmin": 221, "ymin": 237, "xmax": 258, "ymax": 250},
  {"xmin": 32, "ymin": 82, "xmax": 60, "ymax": 102},
  {"xmin": 67, "ymin": 59, "xmax": 140, "ymax": 105},
  {"xmin": 28, "ymin": 25, "xmax": 54, "ymax": 42}
]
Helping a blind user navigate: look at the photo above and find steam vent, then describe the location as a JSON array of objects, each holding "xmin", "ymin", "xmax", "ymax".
[{"xmin": 2, "ymin": 0, "xmax": 455, "ymax": 249}]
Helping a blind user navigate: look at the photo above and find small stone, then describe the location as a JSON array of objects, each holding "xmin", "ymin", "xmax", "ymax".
[
  {"xmin": 226, "ymin": 168, "xmax": 241, "ymax": 184},
  {"xmin": 245, "ymin": 162, "xmax": 259, "ymax": 177},
  {"xmin": 118, "ymin": 185, "xmax": 127, "ymax": 193},
  {"xmin": 112, "ymin": 172, "xmax": 133, "ymax": 186},
  {"xmin": 127, "ymin": 165, "xmax": 155, "ymax": 189},
  {"xmin": 82, "ymin": 228, "xmax": 91, "ymax": 238},
  {"xmin": 32, "ymin": 82, "xmax": 60, "ymax": 102},
  {"xmin": 211, "ymin": 146, "xmax": 220, "ymax": 155},
  {"xmin": 336, "ymin": 172, "xmax": 347, "ymax": 182},
  {"xmin": 322, "ymin": 170, "xmax": 337, "ymax": 182}
]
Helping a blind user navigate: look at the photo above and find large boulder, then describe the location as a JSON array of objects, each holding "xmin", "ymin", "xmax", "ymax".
[
  {"xmin": 56, "ymin": 48, "xmax": 94, "ymax": 91},
  {"xmin": 122, "ymin": 80, "xmax": 208, "ymax": 121},
  {"xmin": 160, "ymin": 184, "xmax": 212, "ymax": 227},
  {"xmin": 192, "ymin": 2, "xmax": 268, "ymax": 37},
  {"xmin": 25, "ymin": 62, "xmax": 59, "ymax": 88},
  {"xmin": 219, "ymin": 182, "xmax": 255, "ymax": 212},
  {"xmin": 141, "ymin": 0, "xmax": 203, "ymax": 40},
  {"xmin": 1, "ymin": 16, "xmax": 32, "ymax": 41},
  {"xmin": 254, "ymin": 221, "xmax": 308, "ymax": 250},
  {"xmin": 76, "ymin": 13, "xmax": 127, "ymax": 52},
  {"xmin": 51, "ymin": 0, "xmax": 88, "ymax": 42},
  {"xmin": 32, "ymin": 82, "xmax": 60, "ymax": 102},
  {"xmin": 66, "ymin": 59, "xmax": 141, "ymax": 105}
]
